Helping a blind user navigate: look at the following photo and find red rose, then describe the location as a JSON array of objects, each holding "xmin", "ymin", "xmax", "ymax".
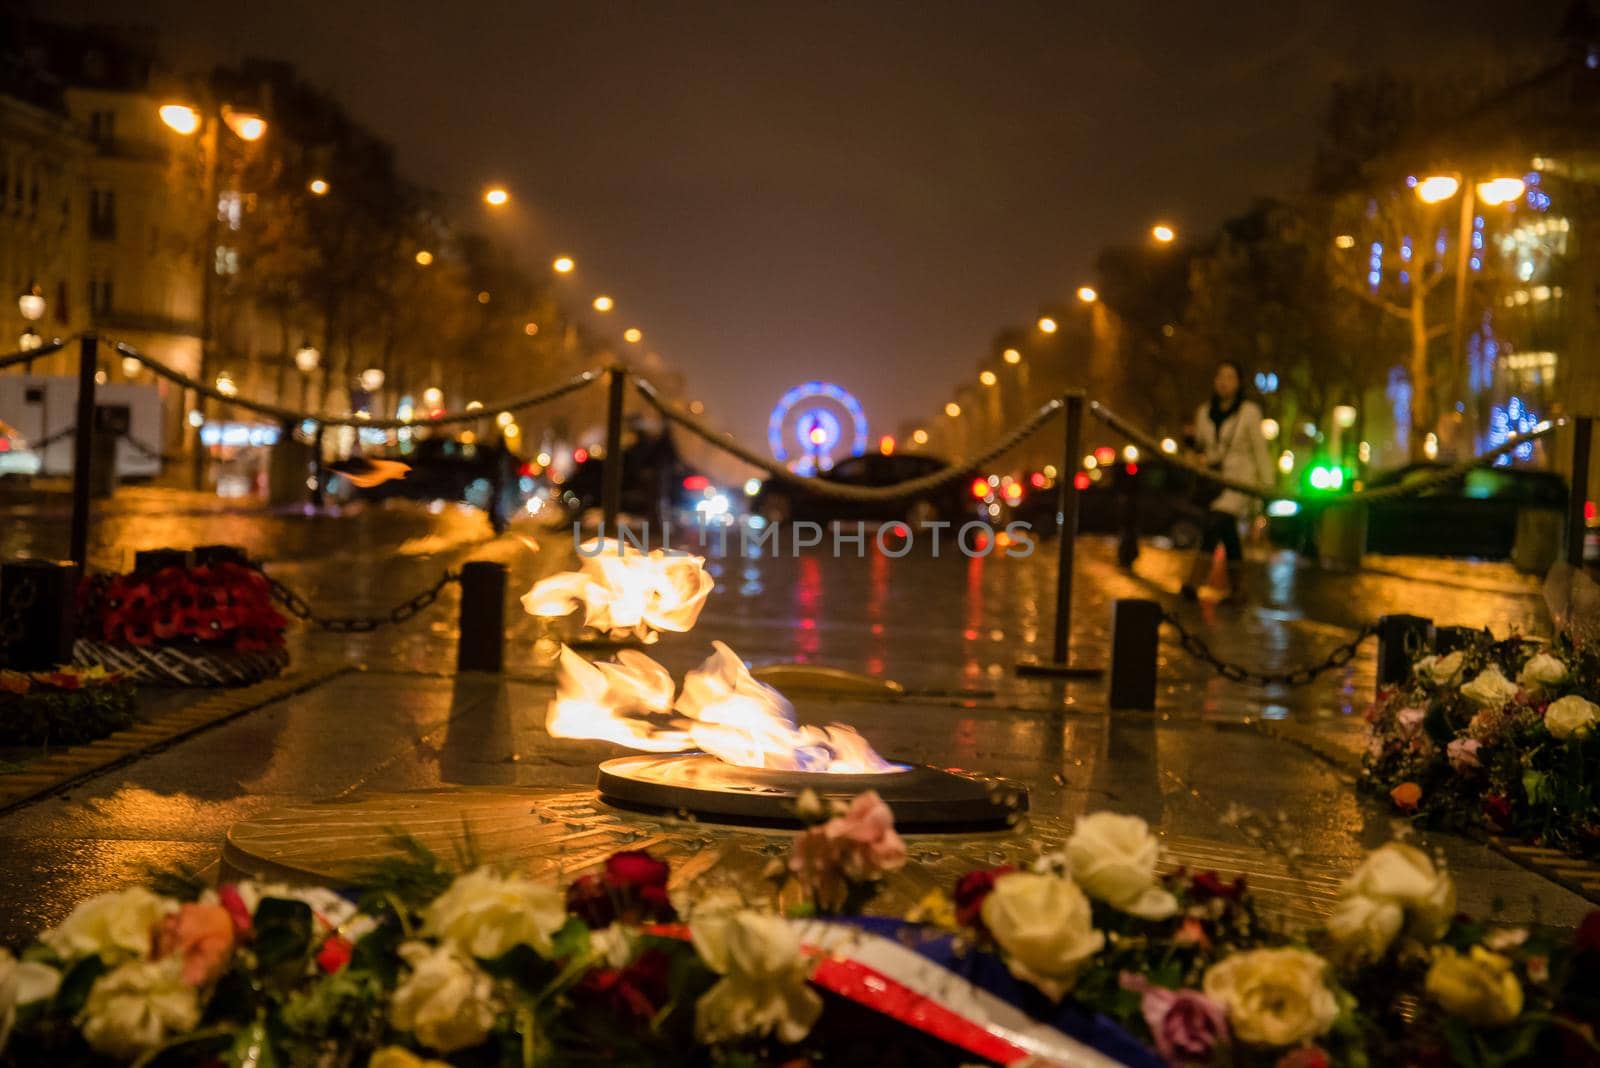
[
  {"xmin": 568, "ymin": 852, "xmax": 677, "ymax": 928},
  {"xmin": 954, "ymin": 865, "xmax": 1015, "ymax": 930},
  {"xmin": 1190, "ymin": 870, "xmax": 1246, "ymax": 902},
  {"xmin": 316, "ymin": 934, "xmax": 353, "ymax": 973},
  {"xmin": 1276, "ymin": 1049, "xmax": 1331, "ymax": 1068},
  {"xmin": 575, "ymin": 948, "xmax": 671, "ymax": 1022},
  {"xmin": 566, "ymin": 874, "xmax": 615, "ymax": 927}
]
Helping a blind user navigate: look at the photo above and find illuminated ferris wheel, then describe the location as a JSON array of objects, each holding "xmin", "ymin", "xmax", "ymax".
[{"xmin": 767, "ymin": 381, "xmax": 869, "ymax": 475}]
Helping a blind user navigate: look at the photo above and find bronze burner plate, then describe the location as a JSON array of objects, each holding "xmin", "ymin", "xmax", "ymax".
[{"xmin": 596, "ymin": 754, "xmax": 1027, "ymax": 831}]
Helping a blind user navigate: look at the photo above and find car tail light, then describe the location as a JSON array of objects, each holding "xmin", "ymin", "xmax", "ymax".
[
  {"xmin": 683, "ymin": 475, "xmax": 710, "ymax": 491},
  {"xmin": 970, "ymin": 477, "xmax": 989, "ymax": 499},
  {"xmin": 1094, "ymin": 446, "xmax": 1115, "ymax": 466},
  {"xmin": 573, "ymin": 447, "xmax": 589, "ymax": 464},
  {"xmin": 1588, "ymin": 500, "xmax": 1596, "ymax": 522},
  {"xmin": 1074, "ymin": 472, "xmax": 1090, "ymax": 491}
]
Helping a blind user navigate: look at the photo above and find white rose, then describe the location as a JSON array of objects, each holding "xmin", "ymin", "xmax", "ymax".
[
  {"xmin": 390, "ymin": 942, "xmax": 497, "ymax": 1054},
  {"xmin": 1545, "ymin": 695, "xmax": 1600, "ymax": 740},
  {"xmin": 1516, "ymin": 652, "xmax": 1567, "ymax": 694},
  {"xmin": 1065, "ymin": 812, "xmax": 1178, "ymax": 920},
  {"xmin": 1203, "ymin": 948, "xmax": 1338, "ymax": 1047},
  {"xmin": 1416, "ymin": 651, "xmax": 1464, "ymax": 685},
  {"xmin": 423, "ymin": 867, "xmax": 567, "ymax": 960},
  {"xmin": 0, "ymin": 950, "xmax": 58, "ymax": 1053},
  {"xmin": 691, "ymin": 910, "xmax": 820, "ymax": 1045},
  {"xmin": 1325, "ymin": 892, "xmax": 1404, "ymax": 962},
  {"xmin": 41, "ymin": 887, "xmax": 176, "ymax": 963},
  {"xmin": 980, "ymin": 872, "xmax": 1105, "ymax": 1000},
  {"xmin": 1460, "ymin": 667, "xmax": 1520, "ymax": 708},
  {"xmin": 79, "ymin": 958, "xmax": 199, "ymax": 1059},
  {"xmin": 1342, "ymin": 842, "xmax": 1456, "ymax": 943}
]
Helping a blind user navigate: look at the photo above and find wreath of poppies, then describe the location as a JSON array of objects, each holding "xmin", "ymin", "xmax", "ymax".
[{"xmin": 78, "ymin": 563, "xmax": 287, "ymax": 653}]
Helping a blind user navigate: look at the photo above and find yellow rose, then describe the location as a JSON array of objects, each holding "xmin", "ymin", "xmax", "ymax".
[
  {"xmin": 1425, "ymin": 946, "xmax": 1523, "ymax": 1027},
  {"xmin": 981, "ymin": 872, "xmax": 1105, "ymax": 1000},
  {"xmin": 1202, "ymin": 948, "xmax": 1338, "ymax": 1047}
]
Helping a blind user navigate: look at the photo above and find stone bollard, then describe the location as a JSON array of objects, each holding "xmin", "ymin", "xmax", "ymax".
[
  {"xmin": 1375, "ymin": 614, "xmax": 1432, "ymax": 694},
  {"xmin": 456, "ymin": 560, "xmax": 507, "ymax": 673},
  {"xmin": 0, "ymin": 559, "xmax": 78, "ymax": 671},
  {"xmin": 1510, "ymin": 507, "xmax": 1564, "ymax": 575},
  {"xmin": 134, "ymin": 548, "xmax": 192, "ymax": 573},
  {"xmin": 1108, "ymin": 598, "xmax": 1161, "ymax": 711}
]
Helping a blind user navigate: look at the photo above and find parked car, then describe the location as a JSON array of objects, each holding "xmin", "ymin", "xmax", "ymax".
[
  {"xmin": 328, "ymin": 437, "xmax": 522, "ymax": 530},
  {"xmin": 1267, "ymin": 462, "xmax": 1568, "ymax": 559},
  {"xmin": 751, "ymin": 452, "xmax": 974, "ymax": 526},
  {"xmin": 0, "ymin": 420, "xmax": 42, "ymax": 477},
  {"xmin": 1010, "ymin": 458, "xmax": 1208, "ymax": 547},
  {"xmin": 561, "ymin": 426, "xmax": 715, "ymax": 525}
]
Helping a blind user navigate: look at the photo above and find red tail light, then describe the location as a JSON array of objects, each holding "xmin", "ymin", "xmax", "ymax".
[
  {"xmin": 1074, "ymin": 472, "xmax": 1091, "ymax": 490},
  {"xmin": 970, "ymin": 477, "xmax": 990, "ymax": 499},
  {"xmin": 683, "ymin": 474, "xmax": 710, "ymax": 491}
]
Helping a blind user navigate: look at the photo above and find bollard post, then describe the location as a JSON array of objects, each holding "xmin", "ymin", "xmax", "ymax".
[
  {"xmin": 601, "ymin": 365, "xmax": 627, "ymax": 537},
  {"xmin": 1017, "ymin": 392, "xmax": 1101, "ymax": 677},
  {"xmin": 456, "ymin": 560, "xmax": 506, "ymax": 673},
  {"xmin": 310, "ymin": 425, "xmax": 325, "ymax": 508},
  {"xmin": 1108, "ymin": 599, "xmax": 1161, "ymax": 710},
  {"xmin": 68, "ymin": 333, "xmax": 99, "ymax": 568},
  {"xmin": 1375, "ymin": 614, "xmax": 1432, "ymax": 693},
  {"xmin": 0, "ymin": 559, "xmax": 78, "ymax": 671},
  {"xmin": 1567, "ymin": 415, "xmax": 1592, "ymax": 567},
  {"xmin": 194, "ymin": 545, "xmax": 248, "ymax": 567},
  {"xmin": 134, "ymin": 548, "xmax": 192, "ymax": 573}
]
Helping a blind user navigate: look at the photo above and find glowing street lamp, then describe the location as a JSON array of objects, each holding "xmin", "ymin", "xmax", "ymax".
[
  {"xmin": 1002, "ymin": 347, "xmax": 1021, "ymax": 364},
  {"xmin": 158, "ymin": 103, "xmax": 202, "ymax": 135},
  {"xmin": 359, "ymin": 367, "xmax": 386, "ymax": 392},
  {"xmin": 222, "ymin": 108, "xmax": 267, "ymax": 141},
  {"xmin": 1413, "ymin": 175, "xmax": 1460, "ymax": 204},
  {"xmin": 415, "ymin": 250, "xmax": 434, "ymax": 266},
  {"xmin": 484, "ymin": 186, "xmax": 510, "ymax": 207},
  {"xmin": 215, "ymin": 371, "xmax": 238, "ymax": 397},
  {"xmin": 979, "ymin": 370, "xmax": 997, "ymax": 387},
  {"xmin": 944, "ymin": 402, "xmax": 962, "ymax": 418},
  {"xmin": 552, "ymin": 255, "xmax": 575, "ymax": 274},
  {"xmin": 293, "ymin": 340, "xmax": 320, "ymax": 373},
  {"xmin": 1151, "ymin": 223, "xmax": 1176, "ymax": 243},
  {"xmin": 592, "ymin": 295, "xmax": 614, "ymax": 312},
  {"xmin": 912, "ymin": 428, "xmax": 929, "ymax": 445},
  {"xmin": 17, "ymin": 282, "xmax": 44, "ymax": 322},
  {"xmin": 623, "ymin": 327, "xmax": 643, "ymax": 343},
  {"xmin": 1036, "ymin": 316, "xmax": 1058, "ymax": 334},
  {"xmin": 1475, "ymin": 177, "xmax": 1526, "ymax": 206},
  {"xmin": 1076, "ymin": 286, "xmax": 1098, "ymax": 303},
  {"xmin": 307, "ymin": 178, "xmax": 330, "ymax": 196},
  {"xmin": 422, "ymin": 386, "xmax": 444, "ymax": 409}
]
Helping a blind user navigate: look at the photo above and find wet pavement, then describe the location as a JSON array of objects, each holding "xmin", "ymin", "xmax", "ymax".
[{"xmin": 0, "ymin": 490, "xmax": 1585, "ymax": 944}]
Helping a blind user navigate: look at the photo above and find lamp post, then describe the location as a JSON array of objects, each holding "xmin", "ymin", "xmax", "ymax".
[
  {"xmin": 17, "ymin": 282, "xmax": 44, "ymax": 371},
  {"xmin": 1413, "ymin": 172, "xmax": 1525, "ymax": 447},
  {"xmin": 159, "ymin": 100, "xmax": 268, "ymax": 490},
  {"xmin": 293, "ymin": 339, "xmax": 320, "ymax": 410}
]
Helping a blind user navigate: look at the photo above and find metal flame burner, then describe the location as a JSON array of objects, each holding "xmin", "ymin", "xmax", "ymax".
[{"xmin": 597, "ymin": 754, "xmax": 1027, "ymax": 831}]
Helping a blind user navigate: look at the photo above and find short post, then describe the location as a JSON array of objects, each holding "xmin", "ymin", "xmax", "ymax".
[
  {"xmin": 601, "ymin": 365, "xmax": 627, "ymax": 536},
  {"xmin": 1375, "ymin": 614, "xmax": 1432, "ymax": 693},
  {"xmin": 68, "ymin": 333, "xmax": 99, "ymax": 568},
  {"xmin": 0, "ymin": 559, "xmax": 78, "ymax": 670},
  {"xmin": 134, "ymin": 548, "xmax": 192, "ymax": 573},
  {"xmin": 310, "ymin": 425, "xmax": 325, "ymax": 508},
  {"xmin": 1567, "ymin": 415, "xmax": 1592, "ymax": 568},
  {"xmin": 456, "ymin": 560, "xmax": 506, "ymax": 673},
  {"xmin": 194, "ymin": 545, "xmax": 249, "ymax": 567},
  {"xmin": 1108, "ymin": 598, "xmax": 1161, "ymax": 710}
]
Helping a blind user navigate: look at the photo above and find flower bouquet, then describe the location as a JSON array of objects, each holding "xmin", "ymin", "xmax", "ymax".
[
  {"xmin": 2, "ymin": 794, "xmax": 1597, "ymax": 1066},
  {"xmin": 74, "ymin": 562, "xmax": 289, "ymax": 687},
  {"xmin": 1363, "ymin": 634, "xmax": 1600, "ymax": 860},
  {"xmin": 0, "ymin": 664, "xmax": 135, "ymax": 746}
]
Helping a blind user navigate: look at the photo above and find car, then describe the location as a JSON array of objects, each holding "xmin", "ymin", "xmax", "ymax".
[
  {"xmin": 751, "ymin": 452, "xmax": 974, "ymax": 526},
  {"xmin": 328, "ymin": 437, "xmax": 523, "ymax": 530},
  {"xmin": 1267, "ymin": 462, "xmax": 1568, "ymax": 559},
  {"xmin": 560, "ymin": 427, "xmax": 715, "ymax": 525},
  {"xmin": 1008, "ymin": 457, "xmax": 1208, "ymax": 547},
  {"xmin": 0, "ymin": 420, "xmax": 42, "ymax": 477}
]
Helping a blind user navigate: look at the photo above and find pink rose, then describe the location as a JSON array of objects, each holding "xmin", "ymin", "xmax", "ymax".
[
  {"xmin": 1396, "ymin": 707, "xmax": 1426, "ymax": 736},
  {"xmin": 1447, "ymin": 737, "xmax": 1482, "ymax": 772},
  {"xmin": 789, "ymin": 791, "xmax": 907, "ymax": 911},
  {"xmin": 154, "ymin": 902, "xmax": 236, "ymax": 986},
  {"xmin": 1121, "ymin": 974, "xmax": 1228, "ymax": 1064}
]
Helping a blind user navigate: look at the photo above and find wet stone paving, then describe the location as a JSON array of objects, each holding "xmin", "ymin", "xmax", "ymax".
[{"xmin": 0, "ymin": 491, "xmax": 1588, "ymax": 945}]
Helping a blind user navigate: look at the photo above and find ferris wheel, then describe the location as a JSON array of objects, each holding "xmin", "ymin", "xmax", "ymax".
[{"xmin": 767, "ymin": 381, "xmax": 869, "ymax": 474}]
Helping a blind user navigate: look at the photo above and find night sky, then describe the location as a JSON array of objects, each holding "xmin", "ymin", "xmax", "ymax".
[{"xmin": 51, "ymin": 0, "xmax": 1573, "ymax": 445}]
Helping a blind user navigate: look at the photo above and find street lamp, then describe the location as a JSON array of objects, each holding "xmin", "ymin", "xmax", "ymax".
[
  {"xmin": 1076, "ymin": 286, "xmax": 1098, "ymax": 303},
  {"xmin": 592, "ymin": 295, "xmax": 614, "ymax": 312},
  {"xmin": 979, "ymin": 370, "xmax": 997, "ymax": 386},
  {"xmin": 293, "ymin": 340, "xmax": 321, "ymax": 374},
  {"xmin": 944, "ymin": 402, "xmax": 961, "ymax": 418},
  {"xmin": 18, "ymin": 282, "xmax": 45, "ymax": 323},
  {"xmin": 415, "ymin": 250, "xmax": 434, "ymax": 266},
  {"xmin": 1413, "ymin": 175, "xmax": 1460, "ymax": 204},
  {"xmin": 1151, "ymin": 223, "xmax": 1176, "ymax": 243},
  {"xmin": 912, "ymin": 428, "xmax": 929, "ymax": 445},
  {"xmin": 484, "ymin": 186, "xmax": 510, "ymax": 207},
  {"xmin": 1037, "ymin": 316, "xmax": 1058, "ymax": 334},
  {"xmin": 552, "ymin": 255, "xmax": 575, "ymax": 273},
  {"xmin": 158, "ymin": 103, "xmax": 201, "ymax": 135},
  {"xmin": 422, "ymin": 386, "xmax": 444, "ymax": 408},
  {"xmin": 215, "ymin": 371, "xmax": 238, "ymax": 397},
  {"xmin": 307, "ymin": 177, "xmax": 330, "ymax": 196},
  {"xmin": 623, "ymin": 327, "xmax": 642, "ymax": 343},
  {"xmin": 359, "ymin": 368, "xmax": 386, "ymax": 392},
  {"xmin": 1002, "ymin": 347, "xmax": 1021, "ymax": 364}
]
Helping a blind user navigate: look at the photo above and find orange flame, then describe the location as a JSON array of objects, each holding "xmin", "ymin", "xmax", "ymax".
[
  {"xmin": 339, "ymin": 458, "xmax": 411, "ymax": 489},
  {"xmin": 546, "ymin": 640, "xmax": 899, "ymax": 774},
  {"xmin": 522, "ymin": 539, "xmax": 713, "ymax": 642}
]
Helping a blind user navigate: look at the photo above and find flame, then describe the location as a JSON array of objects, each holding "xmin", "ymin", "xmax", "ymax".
[
  {"xmin": 547, "ymin": 640, "xmax": 900, "ymax": 774},
  {"xmin": 340, "ymin": 458, "xmax": 411, "ymax": 489},
  {"xmin": 522, "ymin": 539, "xmax": 713, "ymax": 642}
]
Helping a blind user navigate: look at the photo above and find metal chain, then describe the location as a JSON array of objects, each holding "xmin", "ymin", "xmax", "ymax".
[
  {"xmin": 264, "ymin": 570, "xmax": 460, "ymax": 633},
  {"xmin": 111, "ymin": 340, "xmax": 602, "ymax": 430},
  {"xmin": 1158, "ymin": 607, "xmax": 1377, "ymax": 687},
  {"xmin": 633, "ymin": 375, "xmax": 1065, "ymax": 503},
  {"xmin": 1090, "ymin": 400, "xmax": 1565, "ymax": 507},
  {"xmin": 0, "ymin": 337, "xmax": 71, "ymax": 372}
]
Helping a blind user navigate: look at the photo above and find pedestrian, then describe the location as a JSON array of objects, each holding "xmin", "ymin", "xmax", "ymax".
[{"xmin": 1182, "ymin": 360, "xmax": 1273, "ymax": 601}]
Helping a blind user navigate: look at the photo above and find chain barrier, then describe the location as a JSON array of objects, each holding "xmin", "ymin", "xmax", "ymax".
[
  {"xmin": 118, "ymin": 432, "xmax": 182, "ymax": 464},
  {"xmin": 633, "ymin": 375, "xmax": 1065, "ymax": 503},
  {"xmin": 0, "ymin": 337, "xmax": 71, "ymax": 373},
  {"xmin": 263, "ymin": 569, "xmax": 459, "ymax": 633},
  {"xmin": 27, "ymin": 425, "xmax": 78, "ymax": 451},
  {"xmin": 109, "ymin": 341, "xmax": 602, "ymax": 430},
  {"xmin": 1158, "ymin": 606, "xmax": 1377, "ymax": 686},
  {"xmin": 1089, "ymin": 400, "xmax": 1565, "ymax": 507}
]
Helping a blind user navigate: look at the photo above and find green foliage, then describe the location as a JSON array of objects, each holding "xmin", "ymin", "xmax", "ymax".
[{"xmin": 0, "ymin": 675, "xmax": 136, "ymax": 746}]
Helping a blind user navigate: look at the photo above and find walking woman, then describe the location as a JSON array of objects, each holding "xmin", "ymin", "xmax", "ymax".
[{"xmin": 1182, "ymin": 360, "xmax": 1274, "ymax": 601}]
